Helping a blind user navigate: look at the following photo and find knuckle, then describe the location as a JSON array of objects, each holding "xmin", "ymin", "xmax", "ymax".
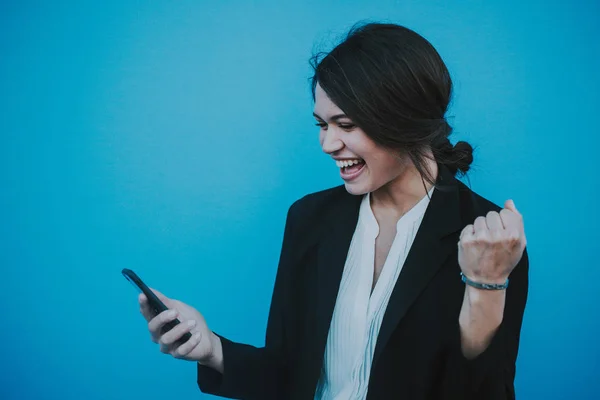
[
  {"xmin": 177, "ymin": 323, "xmax": 189, "ymax": 335},
  {"xmin": 492, "ymin": 228, "xmax": 504, "ymax": 238},
  {"xmin": 150, "ymin": 313, "xmax": 161, "ymax": 324},
  {"xmin": 177, "ymin": 346, "xmax": 188, "ymax": 357},
  {"xmin": 500, "ymin": 233, "xmax": 518, "ymax": 245},
  {"xmin": 150, "ymin": 323, "xmax": 161, "ymax": 335},
  {"xmin": 460, "ymin": 227, "xmax": 473, "ymax": 241},
  {"xmin": 475, "ymin": 234, "xmax": 490, "ymax": 244}
]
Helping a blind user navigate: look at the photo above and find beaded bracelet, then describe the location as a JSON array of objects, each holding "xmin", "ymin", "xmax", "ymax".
[{"xmin": 460, "ymin": 272, "xmax": 509, "ymax": 290}]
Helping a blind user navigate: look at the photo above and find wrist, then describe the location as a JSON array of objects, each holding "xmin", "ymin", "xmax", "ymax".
[
  {"xmin": 199, "ymin": 332, "xmax": 224, "ymax": 373},
  {"xmin": 465, "ymin": 282, "xmax": 506, "ymax": 304},
  {"xmin": 460, "ymin": 272, "xmax": 509, "ymax": 290}
]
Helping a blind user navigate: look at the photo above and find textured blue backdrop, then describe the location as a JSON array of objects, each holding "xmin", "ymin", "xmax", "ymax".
[{"xmin": 1, "ymin": 1, "xmax": 599, "ymax": 399}]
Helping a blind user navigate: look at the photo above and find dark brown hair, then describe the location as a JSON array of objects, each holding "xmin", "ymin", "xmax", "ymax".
[{"xmin": 310, "ymin": 22, "xmax": 473, "ymax": 185}]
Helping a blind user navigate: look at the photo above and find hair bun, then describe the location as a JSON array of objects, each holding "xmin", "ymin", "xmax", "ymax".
[{"xmin": 447, "ymin": 140, "xmax": 474, "ymax": 175}]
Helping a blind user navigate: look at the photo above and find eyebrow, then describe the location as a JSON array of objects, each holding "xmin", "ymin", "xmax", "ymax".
[{"xmin": 313, "ymin": 112, "xmax": 349, "ymax": 122}]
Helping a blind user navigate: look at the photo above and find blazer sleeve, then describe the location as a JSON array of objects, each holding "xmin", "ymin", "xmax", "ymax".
[
  {"xmin": 196, "ymin": 202, "xmax": 301, "ymax": 399},
  {"xmin": 442, "ymin": 248, "xmax": 530, "ymax": 400}
]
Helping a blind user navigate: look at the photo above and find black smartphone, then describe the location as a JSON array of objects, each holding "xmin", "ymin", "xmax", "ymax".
[{"xmin": 122, "ymin": 268, "xmax": 192, "ymax": 344}]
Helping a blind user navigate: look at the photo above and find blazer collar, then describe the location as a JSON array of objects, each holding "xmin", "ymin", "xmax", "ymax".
[{"xmin": 312, "ymin": 165, "xmax": 463, "ymax": 377}]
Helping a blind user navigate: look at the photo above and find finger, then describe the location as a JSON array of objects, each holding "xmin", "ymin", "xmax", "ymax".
[
  {"xmin": 498, "ymin": 211, "xmax": 526, "ymax": 250},
  {"xmin": 159, "ymin": 343, "xmax": 170, "ymax": 354},
  {"xmin": 474, "ymin": 216, "xmax": 487, "ymax": 233},
  {"xmin": 504, "ymin": 199, "xmax": 522, "ymax": 217},
  {"xmin": 148, "ymin": 309, "xmax": 178, "ymax": 337},
  {"xmin": 459, "ymin": 224, "xmax": 474, "ymax": 241},
  {"xmin": 139, "ymin": 294, "xmax": 155, "ymax": 321},
  {"xmin": 161, "ymin": 319, "xmax": 196, "ymax": 346},
  {"xmin": 508, "ymin": 228, "xmax": 522, "ymax": 244},
  {"xmin": 176, "ymin": 332, "xmax": 202, "ymax": 357},
  {"xmin": 500, "ymin": 208, "xmax": 522, "ymax": 233},
  {"xmin": 486, "ymin": 211, "xmax": 504, "ymax": 231},
  {"xmin": 459, "ymin": 224, "xmax": 475, "ymax": 247}
]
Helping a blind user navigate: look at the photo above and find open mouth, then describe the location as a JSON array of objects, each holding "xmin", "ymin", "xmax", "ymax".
[{"xmin": 336, "ymin": 159, "xmax": 366, "ymax": 181}]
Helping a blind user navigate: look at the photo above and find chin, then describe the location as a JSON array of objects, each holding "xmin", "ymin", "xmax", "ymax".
[{"xmin": 343, "ymin": 181, "xmax": 370, "ymax": 196}]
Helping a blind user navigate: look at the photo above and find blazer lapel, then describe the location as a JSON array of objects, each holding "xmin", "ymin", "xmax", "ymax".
[
  {"xmin": 371, "ymin": 166, "xmax": 464, "ymax": 367},
  {"xmin": 312, "ymin": 190, "xmax": 362, "ymax": 371},
  {"xmin": 307, "ymin": 167, "xmax": 464, "ymax": 383}
]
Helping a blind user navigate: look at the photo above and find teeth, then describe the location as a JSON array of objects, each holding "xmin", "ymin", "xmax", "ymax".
[{"xmin": 336, "ymin": 159, "xmax": 362, "ymax": 168}]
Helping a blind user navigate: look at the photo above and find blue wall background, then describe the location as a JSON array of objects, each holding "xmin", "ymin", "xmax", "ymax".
[{"xmin": 1, "ymin": 1, "xmax": 598, "ymax": 399}]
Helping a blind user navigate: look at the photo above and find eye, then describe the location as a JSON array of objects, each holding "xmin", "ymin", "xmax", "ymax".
[
  {"xmin": 315, "ymin": 122, "xmax": 327, "ymax": 129},
  {"xmin": 338, "ymin": 123, "xmax": 356, "ymax": 131}
]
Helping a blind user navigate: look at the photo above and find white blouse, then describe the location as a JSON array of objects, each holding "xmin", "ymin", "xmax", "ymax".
[{"xmin": 314, "ymin": 189, "xmax": 433, "ymax": 399}]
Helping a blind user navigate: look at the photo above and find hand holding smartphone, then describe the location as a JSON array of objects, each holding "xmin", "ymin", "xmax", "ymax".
[
  {"xmin": 123, "ymin": 268, "xmax": 223, "ymax": 370},
  {"xmin": 122, "ymin": 268, "xmax": 192, "ymax": 344}
]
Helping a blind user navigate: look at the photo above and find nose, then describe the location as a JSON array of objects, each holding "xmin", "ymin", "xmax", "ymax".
[{"xmin": 320, "ymin": 128, "xmax": 344, "ymax": 155}]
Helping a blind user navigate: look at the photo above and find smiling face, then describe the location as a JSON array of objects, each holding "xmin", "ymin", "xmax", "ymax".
[{"xmin": 313, "ymin": 83, "xmax": 410, "ymax": 196}]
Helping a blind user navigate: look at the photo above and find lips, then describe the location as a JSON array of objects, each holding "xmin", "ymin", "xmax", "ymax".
[{"xmin": 339, "ymin": 159, "xmax": 366, "ymax": 181}]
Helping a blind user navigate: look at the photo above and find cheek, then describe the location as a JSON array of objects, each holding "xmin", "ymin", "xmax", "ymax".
[{"xmin": 367, "ymin": 151, "xmax": 403, "ymax": 175}]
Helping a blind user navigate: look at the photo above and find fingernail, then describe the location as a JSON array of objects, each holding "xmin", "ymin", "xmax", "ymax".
[
  {"xmin": 167, "ymin": 310, "xmax": 177, "ymax": 318},
  {"xmin": 188, "ymin": 320, "xmax": 196, "ymax": 327}
]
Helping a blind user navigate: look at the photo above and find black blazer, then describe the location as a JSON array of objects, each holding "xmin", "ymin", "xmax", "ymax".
[{"xmin": 197, "ymin": 166, "xmax": 529, "ymax": 400}]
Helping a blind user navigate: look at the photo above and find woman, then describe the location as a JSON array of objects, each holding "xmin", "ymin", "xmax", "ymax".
[{"xmin": 138, "ymin": 22, "xmax": 528, "ymax": 400}]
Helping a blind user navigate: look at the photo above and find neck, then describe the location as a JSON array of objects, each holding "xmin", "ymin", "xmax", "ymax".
[{"xmin": 371, "ymin": 156, "xmax": 438, "ymax": 215}]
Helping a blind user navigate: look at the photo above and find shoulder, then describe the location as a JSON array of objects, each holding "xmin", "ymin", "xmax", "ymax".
[
  {"xmin": 275, "ymin": 185, "xmax": 353, "ymax": 255},
  {"xmin": 455, "ymin": 179, "xmax": 503, "ymax": 220},
  {"xmin": 283, "ymin": 184, "xmax": 358, "ymax": 239},
  {"xmin": 287, "ymin": 184, "xmax": 351, "ymax": 221}
]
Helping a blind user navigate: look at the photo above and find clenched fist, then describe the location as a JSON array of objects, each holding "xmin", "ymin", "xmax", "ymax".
[{"xmin": 458, "ymin": 199, "xmax": 527, "ymax": 284}]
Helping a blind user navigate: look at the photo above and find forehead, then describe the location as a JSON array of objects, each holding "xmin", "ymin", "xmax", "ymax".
[{"xmin": 313, "ymin": 83, "xmax": 344, "ymax": 118}]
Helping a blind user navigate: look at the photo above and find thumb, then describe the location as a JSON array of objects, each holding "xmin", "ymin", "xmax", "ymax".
[{"xmin": 504, "ymin": 199, "xmax": 520, "ymax": 215}]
